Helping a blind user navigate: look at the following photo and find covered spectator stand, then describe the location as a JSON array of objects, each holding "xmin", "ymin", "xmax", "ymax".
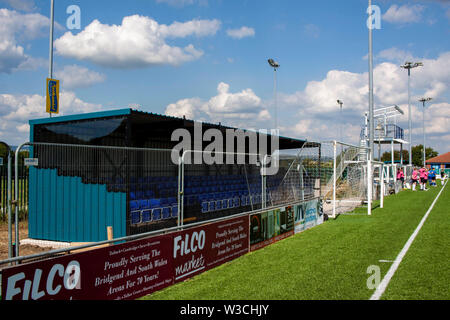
[{"xmin": 28, "ymin": 109, "xmax": 308, "ymax": 242}]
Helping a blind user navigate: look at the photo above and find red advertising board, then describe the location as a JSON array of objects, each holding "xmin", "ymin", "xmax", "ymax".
[
  {"xmin": 1, "ymin": 235, "xmax": 174, "ymax": 300},
  {"xmin": 1, "ymin": 216, "xmax": 249, "ymax": 300},
  {"xmin": 172, "ymin": 216, "xmax": 249, "ymax": 282}
]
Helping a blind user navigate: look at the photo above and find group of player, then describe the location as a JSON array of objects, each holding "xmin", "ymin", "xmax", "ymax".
[
  {"xmin": 410, "ymin": 167, "xmax": 443, "ymax": 191},
  {"xmin": 396, "ymin": 166, "xmax": 446, "ymax": 191}
]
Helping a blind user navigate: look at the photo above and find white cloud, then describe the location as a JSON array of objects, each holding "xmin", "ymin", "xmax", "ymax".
[
  {"xmin": 0, "ymin": 8, "xmax": 53, "ymax": 73},
  {"xmin": 375, "ymin": 47, "xmax": 414, "ymax": 63},
  {"xmin": 226, "ymin": 26, "xmax": 255, "ymax": 39},
  {"xmin": 279, "ymin": 51, "xmax": 450, "ymax": 152},
  {"xmin": 165, "ymin": 97, "xmax": 203, "ymax": 120},
  {"xmin": 55, "ymin": 15, "xmax": 220, "ymax": 68},
  {"xmin": 422, "ymin": 102, "xmax": 450, "ymax": 134},
  {"xmin": 0, "ymin": 0, "xmax": 36, "ymax": 12},
  {"xmin": 165, "ymin": 82, "xmax": 271, "ymax": 129},
  {"xmin": 0, "ymin": 91, "xmax": 103, "ymax": 145},
  {"xmin": 382, "ymin": 4, "xmax": 424, "ymax": 24},
  {"xmin": 54, "ymin": 65, "xmax": 106, "ymax": 89}
]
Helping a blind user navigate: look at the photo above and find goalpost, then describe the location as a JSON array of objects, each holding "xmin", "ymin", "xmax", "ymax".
[{"xmin": 321, "ymin": 141, "xmax": 385, "ymax": 218}]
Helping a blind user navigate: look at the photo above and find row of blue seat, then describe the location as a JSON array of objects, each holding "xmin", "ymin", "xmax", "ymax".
[
  {"xmin": 130, "ymin": 197, "xmax": 177, "ymax": 210},
  {"xmin": 120, "ymin": 173, "xmax": 282, "ymax": 188},
  {"xmin": 201, "ymin": 193, "xmax": 262, "ymax": 213},
  {"xmin": 129, "ymin": 182, "xmax": 269, "ymax": 200},
  {"xmin": 130, "ymin": 205, "xmax": 178, "ymax": 225}
]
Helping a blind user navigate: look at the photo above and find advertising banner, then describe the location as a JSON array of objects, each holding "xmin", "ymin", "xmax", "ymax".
[
  {"xmin": 294, "ymin": 198, "xmax": 323, "ymax": 234},
  {"xmin": 46, "ymin": 78, "xmax": 59, "ymax": 114},
  {"xmin": 1, "ymin": 235, "xmax": 174, "ymax": 300},
  {"xmin": 2, "ymin": 216, "xmax": 249, "ymax": 300},
  {"xmin": 173, "ymin": 216, "xmax": 249, "ymax": 282},
  {"xmin": 250, "ymin": 206, "xmax": 294, "ymax": 252}
]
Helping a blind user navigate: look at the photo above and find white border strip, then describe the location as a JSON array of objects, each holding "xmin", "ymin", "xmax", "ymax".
[{"xmin": 370, "ymin": 180, "xmax": 448, "ymax": 300}]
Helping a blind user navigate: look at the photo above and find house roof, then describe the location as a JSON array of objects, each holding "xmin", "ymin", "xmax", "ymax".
[{"xmin": 426, "ymin": 151, "xmax": 450, "ymax": 164}]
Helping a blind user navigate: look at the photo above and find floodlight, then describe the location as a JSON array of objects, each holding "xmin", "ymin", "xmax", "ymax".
[
  {"xmin": 394, "ymin": 105, "xmax": 404, "ymax": 115},
  {"xmin": 268, "ymin": 59, "xmax": 280, "ymax": 68}
]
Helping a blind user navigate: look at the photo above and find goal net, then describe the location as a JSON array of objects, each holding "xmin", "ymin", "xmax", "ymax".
[{"xmin": 320, "ymin": 141, "xmax": 370, "ymax": 218}]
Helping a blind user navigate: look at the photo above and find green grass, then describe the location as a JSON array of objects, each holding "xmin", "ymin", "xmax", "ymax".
[
  {"xmin": 382, "ymin": 183, "xmax": 450, "ymax": 300},
  {"xmin": 141, "ymin": 183, "xmax": 448, "ymax": 300}
]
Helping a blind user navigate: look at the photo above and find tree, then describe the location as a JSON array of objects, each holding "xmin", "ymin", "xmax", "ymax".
[
  {"xmin": 411, "ymin": 144, "xmax": 438, "ymax": 167},
  {"xmin": 380, "ymin": 149, "xmax": 409, "ymax": 164},
  {"xmin": 380, "ymin": 145, "xmax": 438, "ymax": 166}
]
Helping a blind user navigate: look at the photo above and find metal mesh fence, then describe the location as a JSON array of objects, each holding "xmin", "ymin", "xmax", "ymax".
[
  {"xmin": 0, "ymin": 147, "xmax": 28, "ymax": 221},
  {"xmin": 5, "ymin": 141, "xmax": 323, "ymax": 243},
  {"xmin": 267, "ymin": 142, "xmax": 321, "ymax": 208},
  {"xmin": 181, "ymin": 150, "xmax": 264, "ymax": 225},
  {"xmin": 30, "ymin": 143, "xmax": 178, "ymax": 236}
]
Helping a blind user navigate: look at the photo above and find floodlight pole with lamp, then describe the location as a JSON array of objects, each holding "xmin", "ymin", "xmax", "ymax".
[
  {"xmin": 401, "ymin": 61, "xmax": 423, "ymax": 165},
  {"xmin": 419, "ymin": 97, "xmax": 432, "ymax": 168},
  {"xmin": 337, "ymin": 100, "xmax": 344, "ymax": 143},
  {"xmin": 267, "ymin": 58, "xmax": 280, "ymax": 131}
]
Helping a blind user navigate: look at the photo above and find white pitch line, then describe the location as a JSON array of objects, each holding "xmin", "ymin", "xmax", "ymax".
[{"xmin": 370, "ymin": 180, "xmax": 448, "ymax": 300}]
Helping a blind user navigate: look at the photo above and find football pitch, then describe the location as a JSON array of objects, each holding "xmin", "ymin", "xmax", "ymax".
[{"xmin": 143, "ymin": 181, "xmax": 449, "ymax": 300}]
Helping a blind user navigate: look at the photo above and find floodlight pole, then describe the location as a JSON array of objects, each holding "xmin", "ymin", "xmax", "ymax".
[
  {"xmin": 337, "ymin": 100, "xmax": 343, "ymax": 143},
  {"xmin": 49, "ymin": 0, "xmax": 54, "ymax": 79},
  {"xmin": 337, "ymin": 99, "xmax": 344, "ymax": 175},
  {"xmin": 401, "ymin": 61, "xmax": 423, "ymax": 165},
  {"xmin": 268, "ymin": 58, "xmax": 280, "ymax": 131},
  {"xmin": 272, "ymin": 65, "xmax": 279, "ymax": 131},
  {"xmin": 48, "ymin": 0, "xmax": 55, "ymax": 118},
  {"xmin": 368, "ymin": 0, "xmax": 374, "ymax": 162},
  {"xmin": 419, "ymin": 97, "xmax": 432, "ymax": 167}
]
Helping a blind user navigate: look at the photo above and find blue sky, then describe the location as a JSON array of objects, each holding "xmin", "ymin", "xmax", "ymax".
[{"xmin": 1, "ymin": 0, "xmax": 449, "ymax": 153}]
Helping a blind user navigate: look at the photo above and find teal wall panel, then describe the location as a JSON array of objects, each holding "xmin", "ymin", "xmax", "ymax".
[{"xmin": 28, "ymin": 168, "xmax": 126, "ymax": 242}]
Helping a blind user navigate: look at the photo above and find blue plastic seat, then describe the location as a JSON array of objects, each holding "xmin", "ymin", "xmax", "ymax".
[
  {"xmin": 162, "ymin": 207, "xmax": 171, "ymax": 219},
  {"xmin": 130, "ymin": 200, "xmax": 139, "ymax": 211},
  {"xmin": 152, "ymin": 208, "xmax": 162, "ymax": 221},
  {"xmin": 131, "ymin": 210, "xmax": 141, "ymax": 224},
  {"xmin": 160, "ymin": 198, "xmax": 169, "ymax": 206},
  {"xmin": 139, "ymin": 199, "xmax": 149, "ymax": 209},
  {"xmin": 149, "ymin": 199, "xmax": 161, "ymax": 208},
  {"xmin": 209, "ymin": 201, "xmax": 216, "ymax": 212},
  {"xmin": 201, "ymin": 201, "xmax": 209, "ymax": 213},
  {"xmin": 145, "ymin": 190, "xmax": 154, "ymax": 198},
  {"xmin": 136, "ymin": 191, "xmax": 144, "ymax": 199},
  {"xmin": 233, "ymin": 196, "xmax": 240, "ymax": 207},
  {"xmin": 168, "ymin": 197, "xmax": 177, "ymax": 205},
  {"xmin": 171, "ymin": 205, "xmax": 178, "ymax": 218},
  {"xmin": 141, "ymin": 209, "xmax": 152, "ymax": 222}
]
